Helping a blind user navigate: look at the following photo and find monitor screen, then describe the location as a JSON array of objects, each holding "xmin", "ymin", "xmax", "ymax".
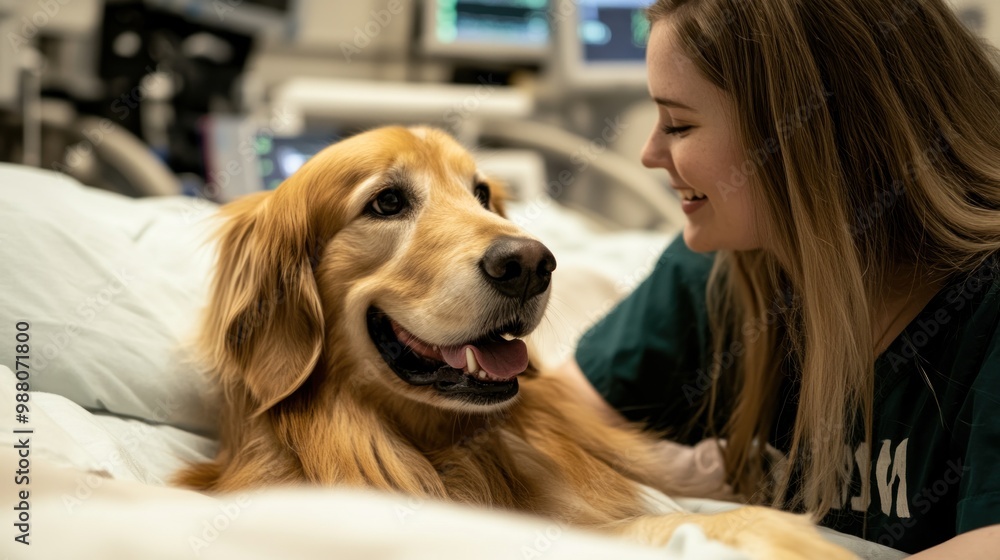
[
  {"xmin": 424, "ymin": 0, "xmax": 551, "ymax": 61},
  {"xmin": 555, "ymin": 0, "xmax": 653, "ymax": 90},
  {"xmin": 203, "ymin": 115, "xmax": 338, "ymax": 201},
  {"xmin": 255, "ymin": 133, "xmax": 337, "ymax": 191},
  {"xmin": 148, "ymin": 0, "xmax": 291, "ymax": 36},
  {"xmin": 578, "ymin": 0, "xmax": 652, "ymax": 63}
]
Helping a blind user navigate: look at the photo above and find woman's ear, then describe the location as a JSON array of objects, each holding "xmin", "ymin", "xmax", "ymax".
[{"xmin": 203, "ymin": 190, "xmax": 324, "ymax": 415}]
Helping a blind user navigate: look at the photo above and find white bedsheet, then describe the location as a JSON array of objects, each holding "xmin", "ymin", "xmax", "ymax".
[{"xmin": 0, "ymin": 365, "xmax": 752, "ymax": 560}]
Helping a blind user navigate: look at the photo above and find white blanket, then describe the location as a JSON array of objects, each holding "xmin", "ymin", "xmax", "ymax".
[{"xmin": 0, "ymin": 364, "xmax": 746, "ymax": 560}]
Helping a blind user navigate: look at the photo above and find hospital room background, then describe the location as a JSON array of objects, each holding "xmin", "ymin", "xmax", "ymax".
[
  {"xmin": 2, "ymin": 0, "xmax": 997, "ymax": 208},
  {"xmin": 3, "ymin": 0, "xmax": 997, "ymax": 364},
  {"xmin": 0, "ymin": 2, "xmax": 998, "ymax": 558}
]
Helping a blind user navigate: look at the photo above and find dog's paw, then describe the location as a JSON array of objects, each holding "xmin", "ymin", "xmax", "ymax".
[{"xmin": 710, "ymin": 506, "xmax": 857, "ymax": 560}]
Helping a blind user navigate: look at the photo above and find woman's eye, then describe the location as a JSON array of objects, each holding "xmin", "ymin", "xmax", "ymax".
[
  {"xmin": 474, "ymin": 182, "xmax": 491, "ymax": 209},
  {"xmin": 369, "ymin": 188, "xmax": 407, "ymax": 217},
  {"xmin": 661, "ymin": 125, "xmax": 693, "ymax": 136}
]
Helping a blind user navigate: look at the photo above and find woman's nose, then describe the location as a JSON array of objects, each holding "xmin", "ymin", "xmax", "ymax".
[{"xmin": 641, "ymin": 132, "xmax": 674, "ymax": 173}]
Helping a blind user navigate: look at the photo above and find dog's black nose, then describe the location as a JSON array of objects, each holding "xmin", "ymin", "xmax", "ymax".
[{"xmin": 480, "ymin": 236, "xmax": 556, "ymax": 301}]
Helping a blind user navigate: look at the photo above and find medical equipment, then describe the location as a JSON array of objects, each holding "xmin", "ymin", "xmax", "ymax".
[
  {"xmin": 146, "ymin": 0, "xmax": 291, "ymax": 39},
  {"xmin": 421, "ymin": 0, "xmax": 551, "ymax": 62},
  {"xmin": 554, "ymin": 0, "xmax": 654, "ymax": 92}
]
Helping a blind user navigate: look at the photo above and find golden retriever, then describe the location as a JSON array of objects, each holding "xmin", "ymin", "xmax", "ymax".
[{"xmin": 176, "ymin": 126, "xmax": 853, "ymax": 559}]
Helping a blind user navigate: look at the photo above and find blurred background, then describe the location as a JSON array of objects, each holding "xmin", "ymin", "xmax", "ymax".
[{"xmin": 0, "ymin": 0, "xmax": 997, "ymax": 230}]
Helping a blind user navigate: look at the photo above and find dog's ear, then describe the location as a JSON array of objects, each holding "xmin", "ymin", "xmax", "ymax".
[{"xmin": 203, "ymin": 190, "xmax": 324, "ymax": 415}]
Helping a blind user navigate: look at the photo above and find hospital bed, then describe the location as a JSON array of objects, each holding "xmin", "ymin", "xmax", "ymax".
[
  {"xmin": 0, "ymin": 164, "xmax": 907, "ymax": 560},
  {"xmin": 0, "ymin": 0, "xmax": 936, "ymax": 555}
]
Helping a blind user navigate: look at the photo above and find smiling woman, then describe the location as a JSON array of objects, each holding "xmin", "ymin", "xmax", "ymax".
[
  {"xmin": 565, "ymin": 0, "xmax": 1000, "ymax": 555},
  {"xmin": 640, "ymin": 25, "xmax": 757, "ymax": 252}
]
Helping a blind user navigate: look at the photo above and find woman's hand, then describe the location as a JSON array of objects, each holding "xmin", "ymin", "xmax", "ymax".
[{"xmin": 552, "ymin": 359, "xmax": 736, "ymax": 500}]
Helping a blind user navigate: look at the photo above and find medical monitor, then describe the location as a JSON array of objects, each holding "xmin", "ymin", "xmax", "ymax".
[
  {"xmin": 422, "ymin": 0, "xmax": 551, "ymax": 62},
  {"xmin": 555, "ymin": 0, "xmax": 654, "ymax": 90}
]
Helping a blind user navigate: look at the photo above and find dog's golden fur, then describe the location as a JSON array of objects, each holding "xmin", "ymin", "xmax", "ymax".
[{"xmin": 176, "ymin": 126, "xmax": 853, "ymax": 558}]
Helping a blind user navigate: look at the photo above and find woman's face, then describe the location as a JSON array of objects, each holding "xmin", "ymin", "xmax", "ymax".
[{"xmin": 642, "ymin": 23, "xmax": 761, "ymax": 252}]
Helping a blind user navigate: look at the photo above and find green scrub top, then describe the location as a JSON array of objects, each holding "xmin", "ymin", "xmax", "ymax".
[{"xmin": 576, "ymin": 235, "xmax": 1000, "ymax": 553}]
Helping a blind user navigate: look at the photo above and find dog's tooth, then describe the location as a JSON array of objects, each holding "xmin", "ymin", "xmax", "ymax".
[
  {"xmin": 466, "ymin": 347, "xmax": 479, "ymax": 374},
  {"xmin": 479, "ymin": 371, "xmax": 486, "ymax": 380}
]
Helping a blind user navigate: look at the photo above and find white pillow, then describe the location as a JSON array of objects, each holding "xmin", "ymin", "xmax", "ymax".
[
  {"xmin": 0, "ymin": 164, "xmax": 220, "ymax": 434},
  {"xmin": 0, "ymin": 165, "xmax": 667, "ymax": 435}
]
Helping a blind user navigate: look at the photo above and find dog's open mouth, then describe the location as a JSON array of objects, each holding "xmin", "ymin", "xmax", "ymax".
[{"xmin": 366, "ymin": 307, "xmax": 527, "ymax": 404}]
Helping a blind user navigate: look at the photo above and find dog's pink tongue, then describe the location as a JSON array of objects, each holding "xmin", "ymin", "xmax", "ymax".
[{"xmin": 441, "ymin": 339, "xmax": 528, "ymax": 380}]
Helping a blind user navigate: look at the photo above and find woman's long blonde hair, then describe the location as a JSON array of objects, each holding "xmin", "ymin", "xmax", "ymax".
[{"xmin": 647, "ymin": 0, "xmax": 1000, "ymax": 518}]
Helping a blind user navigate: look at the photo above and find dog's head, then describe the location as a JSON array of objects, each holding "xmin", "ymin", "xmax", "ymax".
[{"xmin": 204, "ymin": 126, "xmax": 555, "ymax": 416}]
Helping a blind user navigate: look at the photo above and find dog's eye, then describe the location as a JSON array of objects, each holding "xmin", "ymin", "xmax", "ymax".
[
  {"xmin": 474, "ymin": 182, "xmax": 491, "ymax": 209},
  {"xmin": 369, "ymin": 188, "xmax": 407, "ymax": 217}
]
